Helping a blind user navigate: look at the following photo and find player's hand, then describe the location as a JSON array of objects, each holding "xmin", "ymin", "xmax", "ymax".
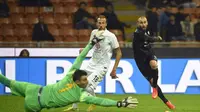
[
  {"xmin": 79, "ymin": 48, "xmax": 83, "ymax": 54},
  {"xmin": 110, "ymin": 69, "xmax": 118, "ymax": 79},
  {"xmin": 91, "ymin": 35, "xmax": 103, "ymax": 46},
  {"xmin": 117, "ymin": 96, "xmax": 138, "ymax": 108}
]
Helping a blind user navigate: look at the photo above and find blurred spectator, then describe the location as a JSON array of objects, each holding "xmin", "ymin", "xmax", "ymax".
[
  {"xmin": 93, "ymin": 0, "xmax": 111, "ymax": 8},
  {"xmin": 146, "ymin": 0, "xmax": 163, "ymax": 9},
  {"xmin": 32, "ymin": 16, "xmax": 55, "ymax": 41},
  {"xmin": 146, "ymin": 7, "xmax": 159, "ymax": 36},
  {"xmin": 132, "ymin": 0, "xmax": 146, "ymax": 9},
  {"xmin": 19, "ymin": 49, "xmax": 30, "ymax": 57},
  {"xmin": 19, "ymin": 0, "xmax": 52, "ymax": 6},
  {"xmin": 180, "ymin": 15, "xmax": 195, "ymax": 40},
  {"xmin": 194, "ymin": 18, "xmax": 200, "ymax": 41},
  {"xmin": 180, "ymin": 0, "xmax": 196, "ymax": 8},
  {"xmin": 101, "ymin": 3, "xmax": 131, "ymax": 40},
  {"xmin": 175, "ymin": 6, "xmax": 187, "ymax": 25},
  {"xmin": 159, "ymin": 6, "xmax": 171, "ymax": 40},
  {"xmin": 0, "ymin": 0, "xmax": 9, "ymax": 17},
  {"xmin": 166, "ymin": 15, "xmax": 185, "ymax": 41},
  {"xmin": 74, "ymin": 2, "xmax": 96, "ymax": 29}
]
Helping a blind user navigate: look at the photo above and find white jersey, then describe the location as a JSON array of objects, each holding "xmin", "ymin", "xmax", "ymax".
[{"xmin": 87, "ymin": 29, "xmax": 119, "ymax": 69}]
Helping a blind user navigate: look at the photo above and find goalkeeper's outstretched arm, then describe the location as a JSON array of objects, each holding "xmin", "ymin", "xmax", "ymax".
[
  {"xmin": 69, "ymin": 36, "xmax": 103, "ymax": 72},
  {"xmin": 80, "ymin": 92, "xmax": 138, "ymax": 108}
]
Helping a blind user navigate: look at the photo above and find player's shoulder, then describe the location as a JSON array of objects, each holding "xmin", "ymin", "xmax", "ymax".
[
  {"xmin": 91, "ymin": 29, "xmax": 98, "ymax": 34},
  {"xmin": 104, "ymin": 29, "xmax": 116, "ymax": 37},
  {"xmin": 134, "ymin": 28, "xmax": 140, "ymax": 34}
]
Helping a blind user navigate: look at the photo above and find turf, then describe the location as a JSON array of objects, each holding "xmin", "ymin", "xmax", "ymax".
[{"xmin": 0, "ymin": 94, "xmax": 199, "ymax": 112}]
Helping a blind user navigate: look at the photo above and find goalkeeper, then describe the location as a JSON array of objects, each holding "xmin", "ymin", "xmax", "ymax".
[{"xmin": 0, "ymin": 37, "xmax": 138, "ymax": 112}]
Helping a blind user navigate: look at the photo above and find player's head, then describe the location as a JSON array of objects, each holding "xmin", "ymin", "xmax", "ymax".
[
  {"xmin": 97, "ymin": 15, "xmax": 107, "ymax": 30},
  {"xmin": 73, "ymin": 69, "xmax": 88, "ymax": 88},
  {"xmin": 38, "ymin": 16, "xmax": 44, "ymax": 23},
  {"xmin": 137, "ymin": 16, "xmax": 148, "ymax": 30},
  {"xmin": 79, "ymin": 1, "xmax": 87, "ymax": 10}
]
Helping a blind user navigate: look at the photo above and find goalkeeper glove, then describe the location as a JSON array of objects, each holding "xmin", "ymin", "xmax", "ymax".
[
  {"xmin": 91, "ymin": 35, "xmax": 103, "ymax": 46},
  {"xmin": 117, "ymin": 96, "xmax": 138, "ymax": 108}
]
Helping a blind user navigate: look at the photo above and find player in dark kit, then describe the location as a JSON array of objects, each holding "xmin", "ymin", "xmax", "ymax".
[{"xmin": 132, "ymin": 16, "xmax": 175, "ymax": 110}]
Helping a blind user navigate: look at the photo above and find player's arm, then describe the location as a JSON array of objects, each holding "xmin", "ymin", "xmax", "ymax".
[
  {"xmin": 80, "ymin": 91, "xmax": 138, "ymax": 108},
  {"xmin": 135, "ymin": 31, "xmax": 162, "ymax": 42},
  {"xmin": 110, "ymin": 34, "xmax": 122, "ymax": 79},
  {"xmin": 70, "ymin": 43, "xmax": 93, "ymax": 71},
  {"xmin": 70, "ymin": 37, "xmax": 102, "ymax": 71}
]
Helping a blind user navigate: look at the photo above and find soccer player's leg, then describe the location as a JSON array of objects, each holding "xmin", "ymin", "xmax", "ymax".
[
  {"xmin": 149, "ymin": 59, "xmax": 159, "ymax": 99},
  {"xmin": 0, "ymin": 73, "xmax": 28, "ymax": 96},
  {"xmin": 148, "ymin": 56, "xmax": 175, "ymax": 109},
  {"xmin": 85, "ymin": 69, "xmax": 106, "ymax": 112},
  {"xmin": 24, "ymin": 84, "xmax": 42, "ymax": 112},
  {"xmin": 148, "ymin": 78, "xmax": 175, "ymax": 109}
]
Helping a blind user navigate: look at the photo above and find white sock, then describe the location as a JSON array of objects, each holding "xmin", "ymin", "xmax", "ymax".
[{"xmin": 72, "ymin": 103, "xmax": 78, "ymax": 109}]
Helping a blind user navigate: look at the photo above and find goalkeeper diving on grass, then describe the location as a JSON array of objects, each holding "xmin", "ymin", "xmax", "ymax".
[{"xmin": 0, "ymin": 37, "xmax": 138, "ymax": 112}]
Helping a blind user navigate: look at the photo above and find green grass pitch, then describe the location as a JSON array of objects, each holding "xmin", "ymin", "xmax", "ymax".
[{"xmin": 0, "ymin": 94, "xmax": 199, "ymax": 112}]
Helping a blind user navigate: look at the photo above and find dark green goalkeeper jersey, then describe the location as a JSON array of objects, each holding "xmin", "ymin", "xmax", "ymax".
[{"xmin": 40, "ymin": 43, "xmax": 117, "ymax": 108}]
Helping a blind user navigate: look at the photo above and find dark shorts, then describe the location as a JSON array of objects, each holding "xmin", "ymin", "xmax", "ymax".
[{"xmin": 135, "ymin": 54, "xmax": 157, "ymax": 81}]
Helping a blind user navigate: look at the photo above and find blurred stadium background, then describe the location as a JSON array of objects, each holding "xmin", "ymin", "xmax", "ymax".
[{"xmin": 0, "ymin": 0, "xmax": 200, "ymax": 112}]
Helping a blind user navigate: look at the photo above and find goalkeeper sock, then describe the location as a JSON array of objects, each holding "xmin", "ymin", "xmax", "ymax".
[
  {"xmin": 152, "ymin": 69, "xmax": 158, "ymax": 88},
  {"xmin": 72, "ymin": 103, "xmax": 78, "ymax": 109},
  {"xmin": 0, "ymin": 74, "xmax": 11, "ymax": 87},
  {"xmin": 157, "ymin": 85, "xmax": 168, "ymax": 103}
]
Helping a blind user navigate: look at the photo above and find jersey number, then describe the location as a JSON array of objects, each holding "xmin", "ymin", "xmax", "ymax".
[{"xmin": 92, "ymin": 75, "xmax": 99, "ymax": 82}]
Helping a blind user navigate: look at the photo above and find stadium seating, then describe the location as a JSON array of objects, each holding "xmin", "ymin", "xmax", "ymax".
[
  {"xmin": 27, "ymin": 14, "xmax": 38, "ymax": 27},
  {"xmin": 7, "ymin": 0, "xmax": 16, "ymax": 3},
  {"xmin": 54, "ymin": 4, "xmax": 65, "ymax": 14},
  {"xmin": 17, "ymin": 29, "xmax": 32, "ymax": 42},
  {"xmin": 59, "ymin": 29, "xmax": 78, "ymax": 42},
  {"xmin": 78, "ymin": 29, "xmax": 92, "ymax": 42},
  {"xmin": 10, "ymin": 6, "xmax": 24, "ymax": 14},
  {"xmin": 50, "ymin": 0, "xmax": 60, "ymax": 4},
  {"xmin": 61, "ymin": 0, "xmax": 77, "ymax": 6},
  {"xmin": 87, "ymin": 7, "xmax": 97, "ymax": 16},
  {"xmin": 56, "ymin": 17, "xmax": 73, "ymax": 28},
  {"xmin": 110, "ymin": 29, "xmax": 123, "ymax": 42},
  {"xmin": 25, "ymin": 7, "xmax": 39, "ymax": 14}
]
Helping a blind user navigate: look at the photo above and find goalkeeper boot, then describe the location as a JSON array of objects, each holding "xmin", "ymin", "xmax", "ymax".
[
  {"xmin": 152, "ymin": 87, "xmax": 158, "ymax": 99},
  {"xmin": 87, "ymin": 104, "xmax": 96, "ymax": 112},
  {"xmin": 166, "ymin": 101, "xmax": 175, "ymax": 110},
  {"xmin": 63, "ymin": 107, "xmax": 79, "ymax": 112}
]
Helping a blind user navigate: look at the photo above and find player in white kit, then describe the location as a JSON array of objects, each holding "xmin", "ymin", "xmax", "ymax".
[{"xmin": 65, "ymin": 15, "xmax": 122, "ymax": 111}]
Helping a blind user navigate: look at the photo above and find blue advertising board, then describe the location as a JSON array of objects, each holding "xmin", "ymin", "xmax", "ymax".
[{"xmin": 0, "ymin": 58, "xmax": 200, "ymax": 94}]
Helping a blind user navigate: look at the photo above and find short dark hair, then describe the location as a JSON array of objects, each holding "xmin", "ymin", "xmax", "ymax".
[
  {"xmin": 19, "ymin": 49, "xmax": 30, "ymax": 57},
  {"xmin": 79, "ymin": 1, "xmax": 87, "ymax": 7},
  {"xmin": 73, "ymin": 69, "xmax": 87, "ymax": 81}
]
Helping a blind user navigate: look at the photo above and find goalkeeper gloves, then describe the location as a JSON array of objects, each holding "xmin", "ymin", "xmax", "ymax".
[
  {"xmin": 91, "ymin": 35, "xmax": 103, "ymax": 46},
  {"xmin": 117, "ymin": 96, "xmax": 138, "ymax": 108}
]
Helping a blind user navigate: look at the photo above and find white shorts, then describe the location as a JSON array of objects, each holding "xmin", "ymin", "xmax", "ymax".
[{"xmin": 84, "ymin": 65, "xmax": 108, "ymax": 90}]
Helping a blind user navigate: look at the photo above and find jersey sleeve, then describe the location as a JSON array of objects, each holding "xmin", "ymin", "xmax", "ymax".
[
  {"xmin": 69, "ymin": 43, "xmax": 92, "ymax": 71},
  {"xmin": 111, "ymin": 34, "xmax": 119, "ymax": 49},
  {"xmin": 89, "ymin": 30, "xmax": 95, "ymax": 41},
  {"xmin": 80, "ymin": 91, "xmax": 117, "ymax": 107},
  {"xmin": 134, "ymin": 31, "xmax": 158, "ymax": 42}
]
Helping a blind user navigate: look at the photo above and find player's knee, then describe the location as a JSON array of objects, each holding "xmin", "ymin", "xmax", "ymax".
[
  {"xmin": 150, "ymin": 60, "xmax": 158, "ymax": 70},
  {"xmin": 149, "ymin": 78, "xmax": 153, "ymax": 86},
  {"xmin": 85, "ymin": 86, "xmax": 95, "ymax": 96}
]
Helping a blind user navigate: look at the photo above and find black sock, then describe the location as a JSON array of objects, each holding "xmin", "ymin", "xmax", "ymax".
[
  {"xmin": 157, "ymin": 85, "xmax": 168, "ymax": 103},
  {"xmin": 152, "ymin": 69, "xmax": 158, "ymax": 88}
]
